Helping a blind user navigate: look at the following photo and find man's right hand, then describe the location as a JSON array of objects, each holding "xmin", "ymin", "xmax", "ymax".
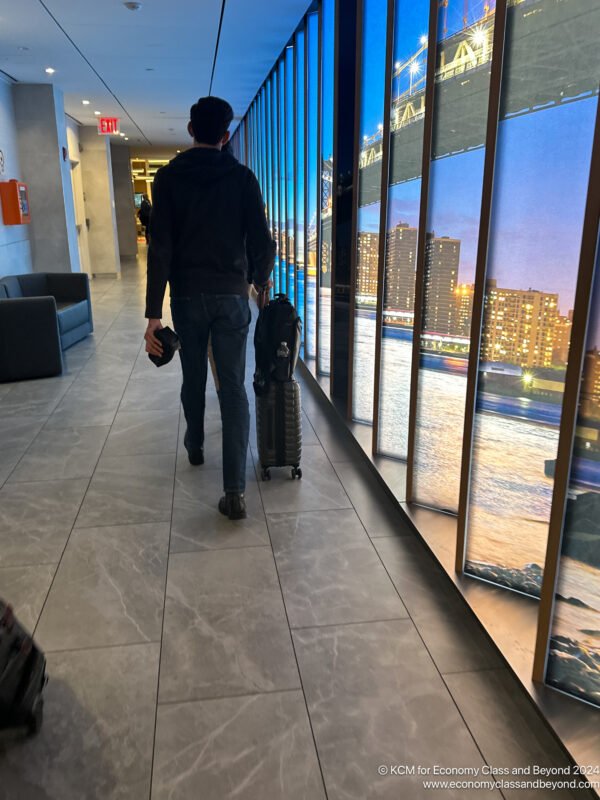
[
  {"xmin": 253, "ymin": 279, "xmax": 273, "ymax": 311},
  {"xmin": 144, "ymin": 319, "xmax": 164, "ymax": 357}
]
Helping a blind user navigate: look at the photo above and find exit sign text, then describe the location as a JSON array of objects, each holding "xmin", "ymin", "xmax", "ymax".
[{"xmin": 98, "ymin": 117, "xmax": 120, "ymax": 135}]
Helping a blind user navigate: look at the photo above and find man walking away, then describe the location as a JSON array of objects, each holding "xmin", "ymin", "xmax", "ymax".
[
  {"xmin": 138, "ymin": 194, "xmax": 152, "ymax": 243},
  {"xmin": 144, "ymin": 97, "xmax": 275, "ymax": 519}
]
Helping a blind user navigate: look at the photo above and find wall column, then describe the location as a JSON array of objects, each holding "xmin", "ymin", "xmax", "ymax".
[
  {"xmin": 110, "ymin": 143, "xmax": 137, "ymax": 259},
  {"xmin": 12, "ymin": 83, "xmax": 80, "ymax": 273},
  {"xmin": 79, "ymin": 126, "xmax": 120, "ymax": 276}
]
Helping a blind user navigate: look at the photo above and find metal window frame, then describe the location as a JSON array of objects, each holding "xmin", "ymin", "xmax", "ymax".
[
  {"xmin": 294, "ymin": 33, "xmax": 299, "ymax": 308},
  {"xmin": 533, "ymin": 104, "xmax": 600, "ymax": 684},
  {"xmin": 455, "ymin": 0, "xmax": 509, "ymax": 572},
  {"xmin": 303, "ymin": 19, "xmax": 310, "ymax": 351},
  {"xmin": 315, "ymin": 3, "xmax": 323, "ymax": 369},
  {"xmin": 370, "ymin": 0, "xmax": 396, "ymax": 445},
  {"xmin": 287, "ymin": 43, "xmax": 296, "ymax": 301},
  {"xmin": 281, "ymin": 56, "xmax": 289, "ymax": 296},
  {"xmin": 346, "ymin": 0, "xmax": 366, "ymax": 418},
  {"xmin": 401, "ymin": 0, "xmax": 439, "ymax": 491}
]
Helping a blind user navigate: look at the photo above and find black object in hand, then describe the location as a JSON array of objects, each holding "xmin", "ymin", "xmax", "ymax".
[{"xmin": 148, "ymin": 326, "xmax": 181, "ymax": 367}]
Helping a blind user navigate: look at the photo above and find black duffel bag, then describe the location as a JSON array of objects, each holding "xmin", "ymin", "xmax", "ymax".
[{"xmin": 253, "ymin": 293, "xmax": 302, "ymax": 395}]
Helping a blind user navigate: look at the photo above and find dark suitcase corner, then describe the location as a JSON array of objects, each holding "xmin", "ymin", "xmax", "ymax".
[{"xmin": 0, "ymin": 600, "xmax": 47, "ymax": 738}]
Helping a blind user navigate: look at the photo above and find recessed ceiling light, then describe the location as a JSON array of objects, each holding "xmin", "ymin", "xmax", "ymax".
[
  {"xmin": 45, "ymin": 67, "xmax": 55, "ymax": 74},
  {"xmin": 119, "ymin": 132, "xmax": 125, "ymax": 137},
  {"xmin": 124, "ymin": 137, "xmax": 129, "ymax": 141},
  {"xmin": 94, "ymin": 110, "xmax": 101, "ymax": 115},
  {"xmin": 82, "ymin": 100, "xmax": 90, "ymax": 105}
]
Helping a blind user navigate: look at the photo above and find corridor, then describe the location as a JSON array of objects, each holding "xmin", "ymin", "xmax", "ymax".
[{"xmin": 0, "ymin": 257, "xmax": 585, "ymax": 799}]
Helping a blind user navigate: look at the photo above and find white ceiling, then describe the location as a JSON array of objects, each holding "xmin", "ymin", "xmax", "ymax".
[{"xmin": 0, "ymin": 0, "xmax": 311, "ymax": 146}]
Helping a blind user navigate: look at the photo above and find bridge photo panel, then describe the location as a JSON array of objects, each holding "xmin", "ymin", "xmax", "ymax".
[{"xmin": 228, "ymin": 0, "xmax": 600, "ymax": 722}]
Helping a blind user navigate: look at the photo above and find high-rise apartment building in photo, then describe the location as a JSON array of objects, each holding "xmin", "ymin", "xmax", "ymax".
[
  {"xmin": 481, "ymin": 280, "xmax": 559, "ymax": 368},
  {"xmin": 355, "ymin": 230, "xmax": 380, "ymax": 302},
  {"xmin": 454, "ymin": 283, "xmax": 475, "ymax": 338},
  {"xmin": 582, "ymin": 348, "xmax": 600, "ymax": 420},
  {"xmin": 423, "ymin": 234, "xmax": 460, "ymax": 336},
  {"xmin": 384, "ymin": 222, "xmax": 417, "ymax": 312},
  {"xmin": 552, "ymin": 311, "xmax": 573, "ymax": 366}
]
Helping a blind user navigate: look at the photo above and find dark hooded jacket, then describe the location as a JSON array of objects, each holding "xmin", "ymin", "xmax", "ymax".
[{"xmin": 145, "ymin": 147, "xmax": 275, "ymax": 319}]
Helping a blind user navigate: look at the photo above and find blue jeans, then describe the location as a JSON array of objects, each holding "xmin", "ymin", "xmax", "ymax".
[{"xmin": 171, "ymin": 294, "xmax": 251, "ymax": 494}]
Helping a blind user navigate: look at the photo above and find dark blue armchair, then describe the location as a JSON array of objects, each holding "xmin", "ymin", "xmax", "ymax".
[{"xmin": 0, "ymin": 272, "xmax": 93, "ymax": 382}]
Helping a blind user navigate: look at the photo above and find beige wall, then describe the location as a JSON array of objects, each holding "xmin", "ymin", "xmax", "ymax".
[
  {"xmin": 65, "ymin": 117, "xmax": 92, "ymax": 275},
  {"xmin": 79, "ymin": 126, "xmax": 120, "ymax": 276},
  {"xmin": 110, "ymin": 143, "xmax": 138, "ymax": 259}
]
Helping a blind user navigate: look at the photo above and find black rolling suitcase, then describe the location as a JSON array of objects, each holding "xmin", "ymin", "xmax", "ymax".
[
  {"xmin": 254, "ymin": 294, "xmax": 303, "ymax": 481},
  {"xmin": 0, "ymin": 599, "xmax": 47, "ymax": 736}
]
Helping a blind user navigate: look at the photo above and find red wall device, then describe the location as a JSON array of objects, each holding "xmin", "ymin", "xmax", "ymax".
[{"xmin": 0, "ymin": 180, "xmax": 31, "ymax": 225}]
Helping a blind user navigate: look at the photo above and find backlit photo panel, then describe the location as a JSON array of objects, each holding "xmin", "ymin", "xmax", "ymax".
[
  {"xmin": 352, "ymin": 0, "xmax": 390, "ymax": 424},
  {"xmin": 464, "ymin": 0, "xmax": 600, "ymax": 596},
  {"xmin": 376, "ymin": 0, "xmax": 431, "ymax": 459},
  {"xmin": 305, "ymin": 12, "xmax": 319, "ymax": 359},
  {"xmin": 547, "ymin": 242, "xmax": 600, "ymax": 707},
  {"xmin": 318, "ymin": 0, "xmax": 335, "ymax": 375},
  {"xmin": 412, "ymin": 1, "xmax": 497, "ymax": 512}
]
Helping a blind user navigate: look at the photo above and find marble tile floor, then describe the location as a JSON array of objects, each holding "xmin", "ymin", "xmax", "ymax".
[{"xmin": 0, "ymin": 258, "xmax": 590, "ymax": 800}]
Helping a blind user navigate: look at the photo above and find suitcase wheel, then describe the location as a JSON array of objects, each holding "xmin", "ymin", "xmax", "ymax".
[
  {"xmin": 27, "ymin": 695, "xmax": 44, "ymax": 737},
  {"xmin": 291, "ymin": 467, "xmax": 302, "ymax": 480},
  {"xmin": 261, "ymin": 467, "xmax": 271, "ymax": 481}
]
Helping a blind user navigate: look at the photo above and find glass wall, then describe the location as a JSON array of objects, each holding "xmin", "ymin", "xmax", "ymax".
[
  {"xmin": 351, "ymin": 0, "xmax": 389, "ymax": 424},
  {"xmin": 376, "ymin": 0, "xmax": 431, "ymax": 459},
  {"xmin": 278, "ymin": 60, "xmax": 288, "ymax": 296},
  {"xmin": 412, "ymin": 2, "xmax": 496, "ymax": 512},
  {"xmin": 305, "ymin": 12, "xmax": 319, "ymax": 359},
  {"xmin": 235, "ymin": 0, "xmax": 600, "ymax": 712},
  {"xmin": 547, "ymin": 243, "xmax": 600, "ymax": 707},
  {"xmin": 318, "ymin": 0, "xmax": 334, "ymax": 375},
  {"xmin": 464, "ymin": 1, "xmax": 600, "ymax": 596},
  {"xmin": 264, "ymin": 81, "xmax": 274, "ymax": 243},
  {"xmin": 296, "ymin": 28, "xmax": 306, "ymax": 335},
  {"xmin": 286, "ymin": 45, "xmax": 296, "ymax": 304},
  {"xmin": 271, "ymin": 70, "xmax": 281, "ymax": 295}
]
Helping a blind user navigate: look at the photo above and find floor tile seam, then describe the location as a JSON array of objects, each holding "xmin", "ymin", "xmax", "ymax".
[
  {"xmin": 440, "ymin": 665, "xmax": 508, "ymax": 678},
  {"xmin": 294, "ymin": 384, "xmax": 508, "ymax": 790},
  {"xmin": 289, "ymin": 615, "xmax": 412, "ymax": 633},
  {"xmin": 31, "ymin": 474, "xmax": 93, "ymax": 640},
  {"xmin": 262, "ymin": 512, "xmax": 331, "ymax": 800},
  {"xmin": 102, "ymin": 446, "xmax": 179, "ymax": 459},
  {"xmin": 70, "ymin": 332, "xmax": 148, "ymax": 534},
  {"xmin": 368, "ymin": 534, "xmax": 506, "ymax": 791},
  {"xmin": 72, "ymin": 515, "xmax": 174, "ymax": 531},
  {"xmin": 169, "ymin": 543, "xmax": 272, "ymax": 556},
  {"xmin": 42, "ymin": 638, "xmax": 161, "ymax": 657},
  {"xmin": 0, "ymin": 402, "xmax": 69, "ymax": 485},
  {"xmin": 0, "ymin": 560, "xmax": 60, "ymax": 571},
  {"xmin": 156, "ymin": 685, "xmax": 305, "ymax": 709},
  {"xmin": 6, "ymin": 472, "xmax": 109, "ymax": 487},
  {"xmin": 148, "ymin": 402, "xmax": 182, "ymax": 800}
]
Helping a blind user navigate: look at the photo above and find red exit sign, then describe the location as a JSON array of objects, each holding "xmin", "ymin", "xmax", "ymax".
[{"xmin": 98, "ymin": 117, "xmax": 120, "ymax": 135}]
